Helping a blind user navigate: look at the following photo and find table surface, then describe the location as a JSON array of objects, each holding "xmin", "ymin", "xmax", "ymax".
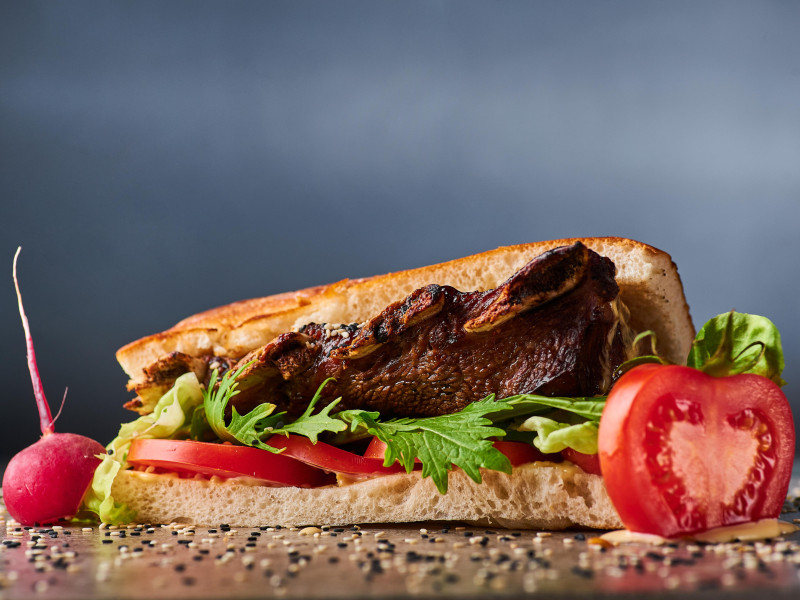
[{"xmin": 1, "ymin": 468, "xmax": 798, "ymax": 600}]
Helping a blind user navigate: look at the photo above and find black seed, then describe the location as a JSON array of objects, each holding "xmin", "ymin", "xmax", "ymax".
[{"xmin": 572, "ymin": 566, "xmax": 594, "ymax": 579}]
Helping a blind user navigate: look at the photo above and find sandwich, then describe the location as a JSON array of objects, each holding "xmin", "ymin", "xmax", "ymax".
[{"xmin": 91, "ymin": 237, "xmax": 695, "ymax": 529}]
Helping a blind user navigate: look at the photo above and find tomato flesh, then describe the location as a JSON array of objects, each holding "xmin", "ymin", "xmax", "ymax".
[
  {"xmin": 598, "ymin": 364, "xmax": 795, "ymax": 538},
  {"xmin": 267, "ymin": 435, "xmax": 407, "ymax": 475},
  {"xmin": 127, "ymin": 439, "xmax": 334, "ymax": 487}
]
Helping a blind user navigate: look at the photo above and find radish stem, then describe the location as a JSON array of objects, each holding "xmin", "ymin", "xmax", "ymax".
[{"xmin": 13, "ymin": 247, "xmax": 54, "ymax": 436}]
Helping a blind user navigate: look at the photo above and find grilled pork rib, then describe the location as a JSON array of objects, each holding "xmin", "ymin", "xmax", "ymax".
[{"xmin": 227, "ymin": 242, "xmax": 631, "ymax": 418}]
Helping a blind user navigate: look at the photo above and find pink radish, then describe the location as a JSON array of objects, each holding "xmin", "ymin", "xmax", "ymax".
[{"xmin": 2, "ymin": 248, "xmax": 105, "ymax": 525}]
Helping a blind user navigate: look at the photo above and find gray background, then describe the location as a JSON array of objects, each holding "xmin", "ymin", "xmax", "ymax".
[{"xmin": 1, "ymin": 1, "xmax": 799, "ymax": 459}]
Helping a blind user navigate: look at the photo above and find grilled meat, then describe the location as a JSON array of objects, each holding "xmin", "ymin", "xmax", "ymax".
[{"xmin": 228, "ymin": 242, "xmax": 631, "ymax": 418}]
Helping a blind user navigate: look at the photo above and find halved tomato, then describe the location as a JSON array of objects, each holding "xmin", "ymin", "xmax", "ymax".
[
  {"xmin": 127, "ymin": 439, "xmax": 334, "ymax": 487},
  {"xmin": 598, "ymin": 363, "xmax": 795, "ymax": 538},
  {"xmin": 363, "ymin": 437, "xmax": 548, "ymax": 467},
  {"xmin": 267, "ymin": 435, "xmax": 407, "ymax": 475}
]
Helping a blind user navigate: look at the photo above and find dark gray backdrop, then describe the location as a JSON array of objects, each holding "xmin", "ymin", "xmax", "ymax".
[{"xmin": 2, "ymin": 1, "xmax": 799, "ymax": 459}]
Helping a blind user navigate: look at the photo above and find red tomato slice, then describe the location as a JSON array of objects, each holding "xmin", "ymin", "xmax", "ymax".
[
  {"xmin": 561, "ymin": 448, "xmax": 602, "ymax": 475},
  {"xmin": 127, "ymin": 439, "xmax": 334, "ymax": 488},
  {"xmin": 266, "ymin": 435, "xmax": 406, "ymax": 475},
  {"xmin": 364, "ymin": 437, "xmax": 548, "ymax": 467},
  {"xmin": 598, "ymin": 364, "xmax": 795, "ymax": 538},
  {"xmin": 363, "ymin": 437, "xmax": 404, "ymax": 461},
  {"xmin": 492, "ymin": 440, "xmax": 550, "ymax": 466}
]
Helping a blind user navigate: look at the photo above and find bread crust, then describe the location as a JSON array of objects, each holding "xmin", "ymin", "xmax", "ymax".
[
  {"xmin": 117, "ymin": 237, "xmax": 694, "ymax": 384},
  {"xmin": 111, "ymin": 462, "xmax": 622, "ymax": 530}
]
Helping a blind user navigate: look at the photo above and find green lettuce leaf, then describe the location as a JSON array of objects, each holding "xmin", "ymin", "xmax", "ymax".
[
  {"xmin": 268, "ymin": 384, "xmax": 348, "ymax": 443},
  {"xmin": 82, "ymin": 454, "xmax": 136, "ymax": 524},
  {"xmin": 497, "ymin": 394, "xmax": 606, "ymax": 422},
  {"xmin": 516, "ymin": 416, "xmax": 599, "ymax": 454},
  {"xmin": 107, "ymin": 372, "xmax": 204, "ymax": 466},
  {"xmin": 687, "ymin": 311, "xmax": 786, "ymax": 386}
]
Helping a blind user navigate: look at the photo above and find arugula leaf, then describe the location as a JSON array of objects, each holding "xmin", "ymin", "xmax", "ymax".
[
  {"xmin": 268, "ymin": 380, "xmax": 348, "ymax": 442},
  {"xmin": 339, "ymin": 396, "xmax": 515, "ymax": 493},
  {"xmin": 203, "ymin": 370, "xmax": 348, "ymax": 451},
  {"xmin": 203, "ymin": 360, "xmax": 275, "ymax": 447}
]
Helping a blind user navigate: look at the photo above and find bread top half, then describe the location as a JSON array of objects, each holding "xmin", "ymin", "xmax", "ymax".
[{"xmin": 117, "ymin": 237, "xmax": 694, "ymax": 387}]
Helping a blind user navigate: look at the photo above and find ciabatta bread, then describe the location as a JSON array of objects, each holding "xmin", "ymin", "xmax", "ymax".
[
  {"xmin": 112, "ymin": 462, "xmax": 622, "ymax": 529},
  {"xmin": 117, "ymin": 237, "xmax": 694, "ymax": 387}
]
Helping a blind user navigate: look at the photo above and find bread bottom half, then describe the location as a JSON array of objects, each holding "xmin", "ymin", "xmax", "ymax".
[{"xmin": 111, "ymin": 462, "xmax": 622, "ymax": 530}]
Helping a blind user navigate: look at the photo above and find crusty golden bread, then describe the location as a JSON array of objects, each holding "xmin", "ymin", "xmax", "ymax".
[
  {"xmin": 117, "ymin": 237, "xmax": 694, "ymax": 386},
  {"xmin": 112, "ymin": 462, "xmax": 622, "ymax": 529}
]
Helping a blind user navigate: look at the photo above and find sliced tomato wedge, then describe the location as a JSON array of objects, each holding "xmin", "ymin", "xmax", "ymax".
[
  {"xmin": 266, "ymin": 435, "xmax": 407, "ymax": 475},
  {"xmin": 599, "ymin": 364, "xmax": 795, "ymax": 538},
  {"xmin": 127, "ymin": 439, "xmax": 334, "ymax": 487},
  {"xmin": 561, "ymin": 447, "xmax": 601, "ymax": 475},
  {"xmin": 364, "ymin": 437, "xmax": 548, "ymax": 467}
]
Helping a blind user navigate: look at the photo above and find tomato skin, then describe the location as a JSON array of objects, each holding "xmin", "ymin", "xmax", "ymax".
[
  {"xmin": 492, "ymin": 440, "xmax": 550, "ymax": 466},
  {"xmin": 127, "ymin": 439, "xmax": 334, "ymax": 488},
  {"xmin": 267, "ymin": 436, "xmax": 407, "ymax": 475},
  {"xmin": 561, "ymin": 448, "xmax": 602, "ymax": 475},
  {"xmin": 363, "ymin": 437, "xmax": 411, "ymax": 462},
  {"xmin": 599, "ymin": 364, "xmax": 795, "ymax": 538}
]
